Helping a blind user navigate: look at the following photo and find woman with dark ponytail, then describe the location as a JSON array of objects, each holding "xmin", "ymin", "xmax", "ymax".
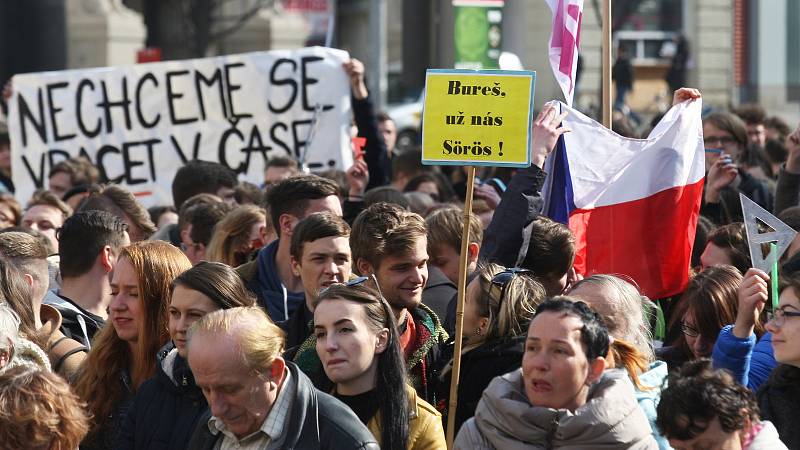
[{"xmin": 313, "ymin": 283, "xmax": 446, "ymax": 450}]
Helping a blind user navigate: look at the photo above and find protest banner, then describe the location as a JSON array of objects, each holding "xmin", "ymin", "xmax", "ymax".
[
  {"xmin": 8, "ymin": 47, "xmax": 353, "ymax": 206},
  {"xmin": 422, "ymin": 69, "xmax": 535, "ymax": 169},
  {"xmin": 421, "ymin": 68, "xmax": 535, "ymax": 448}
]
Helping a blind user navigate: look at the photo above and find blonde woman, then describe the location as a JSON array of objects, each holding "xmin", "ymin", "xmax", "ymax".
[
  {"xmin": 435, "ymin": 263, "xmax": 546, "ymax": 432},
  {"xmin": 205, "ymin": 204, "xmax": 269, "ymax": 267}
]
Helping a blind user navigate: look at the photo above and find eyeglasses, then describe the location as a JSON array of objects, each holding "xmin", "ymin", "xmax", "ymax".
[
  {"xmin": 769, "ymin": 307, "xmax": 800, "ymax": 327},
  {"xmin": 487, "ymin": 268, "xmax": 532, "ymax": 306},
  {"xmin": 680, "ymin": 321, "xmax": 700, "ymax": 338},
  {"xmin": 703, "ymin": 136, "xmax": 738, "ymax": 147}
]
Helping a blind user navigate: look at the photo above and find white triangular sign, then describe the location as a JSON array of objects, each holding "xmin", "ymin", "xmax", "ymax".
[{"xmin": 740, "ymin": 193, "xmax": 797, "ymax": 272}]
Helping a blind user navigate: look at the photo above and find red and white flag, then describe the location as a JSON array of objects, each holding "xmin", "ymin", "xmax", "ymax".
[
  {"xmin": 546, "ymin": 99, "xmax": 705, "ymax": 299},
  {"xmin": 545, "ymin": 0, "xmax": 583, "ymax": 106}
]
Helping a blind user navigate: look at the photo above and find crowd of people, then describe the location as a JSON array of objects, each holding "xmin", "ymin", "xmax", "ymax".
[{"xmin": 0, "ymin": 57, "xmax": 799, "ymax": 450}]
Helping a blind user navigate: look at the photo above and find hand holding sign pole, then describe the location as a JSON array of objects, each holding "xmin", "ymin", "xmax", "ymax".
[
  {"xmin": 740, "ymin": 194, "xmax": 797, "ymax": 309},
  {"xmin": 422, "ymin": 68, "xmax": 535, "ymax": 449}
]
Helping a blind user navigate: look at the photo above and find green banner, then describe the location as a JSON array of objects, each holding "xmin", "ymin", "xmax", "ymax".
[{"xmin": 453, "ymin": 0, "xmax": 504, "ymax": 69}]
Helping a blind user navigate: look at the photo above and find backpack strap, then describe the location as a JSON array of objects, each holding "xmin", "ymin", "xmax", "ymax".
[{"xmin": 49, "ymin": 335, "xmax": 88, "ymax": 373}]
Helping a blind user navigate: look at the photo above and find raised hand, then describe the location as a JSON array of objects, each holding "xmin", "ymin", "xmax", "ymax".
[
  {"xmin": 733, "ymin": 268, "xmax": 769, "ymax": 338},
  {"xmin": 671, "ymin": 87, "xmax": 701, "ymax": 106},
  {"xmin": 531, "ymin": 103, "xmax": 570, "ymax": 169},
  {"xmin": 346, "ymin": 159, "xmax": 370, "ymax": 198},
  {"xmin": 342, "ymin": 59, "xmax": 368, "ymax": 100},
  {"xmin": 704, "ymin": 152, "xmax": 738, "ymax": 203},
  {"xmin": 785, "ymin": 123, "xmax": 800, "ymax": 173}
]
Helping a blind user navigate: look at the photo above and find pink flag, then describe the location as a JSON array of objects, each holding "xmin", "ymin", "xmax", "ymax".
[{"xmin": 545, "ymin": 0, "xmax": 583, "ymax": 106}]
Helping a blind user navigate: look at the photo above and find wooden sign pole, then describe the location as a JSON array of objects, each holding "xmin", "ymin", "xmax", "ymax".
[
  {"xmin": 445, "ymin": 165, "xmax": 477, "ymax": 449},
  {"xmin": 602, "ymin": 0, "xmax": 613, "ymax": 128}
]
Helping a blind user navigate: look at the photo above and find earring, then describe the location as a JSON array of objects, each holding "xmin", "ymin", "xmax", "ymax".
[{"xmin": 475, "ymin": 328, "xmax": 482, "ymax": 336}]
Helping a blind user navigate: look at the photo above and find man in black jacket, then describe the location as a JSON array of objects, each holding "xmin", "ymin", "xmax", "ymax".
[
  {"xmin": 186, "ymin": 306, "xmax": 377, "ymax": 450},
  {"xmin": 45, "ymin": 210, "xmax": 130, "ymax": 347}
]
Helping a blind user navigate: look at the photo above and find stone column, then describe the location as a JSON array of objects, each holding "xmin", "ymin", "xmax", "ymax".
[{"xmin": 66, "ymin": 0, "xmax": 146, "ymax": 68}]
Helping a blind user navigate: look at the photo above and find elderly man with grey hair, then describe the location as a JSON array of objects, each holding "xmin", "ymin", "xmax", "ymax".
[{"xmin": 185, "ymin": 306, "xmax": 379, "ymax": 450}]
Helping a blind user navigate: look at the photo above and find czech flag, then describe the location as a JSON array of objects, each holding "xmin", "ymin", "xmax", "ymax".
[{"xmin": 545, "ymin": 99, "xmax": 705, "ymax": 299}]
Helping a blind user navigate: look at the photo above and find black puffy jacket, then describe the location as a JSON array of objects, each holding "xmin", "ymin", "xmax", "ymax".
[
  {"xmin": 434, "ymin": 335, "xmax": 526, "ymax": 433},
  {"xmin": 758, "ymin": 364, "xmax": 800, "ymax": 449},
  {"xmin": 186, "ymin": 361, "xmax": 379, "ymax": 450},
  {"xmin": 117, "ymin": 343, "xmax": 207, "ymax": 450}
]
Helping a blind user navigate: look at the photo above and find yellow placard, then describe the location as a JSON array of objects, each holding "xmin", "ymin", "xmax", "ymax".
[{"xmin": 421, "ymin": 69, "xmax": 535, "ymax": 167}]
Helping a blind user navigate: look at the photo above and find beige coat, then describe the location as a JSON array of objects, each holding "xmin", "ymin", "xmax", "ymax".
[{"xmin": 455, "ymin": 369, "xmax": 658, "ymax": 450}]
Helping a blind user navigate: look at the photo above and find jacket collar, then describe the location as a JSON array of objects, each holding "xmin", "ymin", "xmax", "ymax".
[
  {"xmin": 405, "ymin": 304, "xmax": 448, "ymax": 370},
  {"xmin": 38, "ymin": 304, "xmax": 63, "ymax": 342}
]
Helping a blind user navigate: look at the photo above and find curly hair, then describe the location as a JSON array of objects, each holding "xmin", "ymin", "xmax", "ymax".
[
  {"xmin": 73, "ymin": 241, "xmax": 191, "ymax": 435},
  {"xmin": 0, "ymin": 366, "xmax": 91, "ymax": 450},
  {"xmin": 657, "ymin": 359, "xmax": 759, "ymax": 440}
]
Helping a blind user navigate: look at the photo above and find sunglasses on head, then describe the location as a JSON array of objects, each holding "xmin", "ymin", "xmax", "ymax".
[
  {"xmin": 319, "ymin": 273, "xmax": 383, "ymax": 299},
  {"xmin": 487, "ymin": 267, "xmax": 532, "ymax": 306}
]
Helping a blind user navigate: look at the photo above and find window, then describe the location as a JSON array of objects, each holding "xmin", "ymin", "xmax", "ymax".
[{"xmin": 613, "ymin": 0, "xmax": 684, "ymax": 65}]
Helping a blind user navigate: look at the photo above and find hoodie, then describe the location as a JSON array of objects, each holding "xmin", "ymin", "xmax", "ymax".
[
  {"xmin": 43, "ymin": 290, "xmax": 104, "ymax": 348},
  {"xmin": 238, "ymin": 240, "xmax": 305, "ymax": 321},
  {"xmin": 455, "ymin": 368, "xmax": 658, "ymax": 450},
  {"xmin": 757, "ymin": 364, "xmax": 800, "ymax": 449},
  {"xmin": 746, "ymin": 421, "xmax": 788, "ymax": 450}
]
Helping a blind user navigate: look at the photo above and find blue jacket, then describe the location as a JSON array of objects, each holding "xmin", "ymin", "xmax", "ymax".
[
  {"xmin": 236, "ymin": 240, "xmax": 305, "ymax": 322},
  {"xmin": 117, "ymin": 344, "xmax": 207, "ymax": 450},
  {"xmin": 635, "ymin": 361, "xmax": 672, "ymax": 450},
  {"xmin": 712, "ymin": 325, "xmax": 776, "ymax": 391}
]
